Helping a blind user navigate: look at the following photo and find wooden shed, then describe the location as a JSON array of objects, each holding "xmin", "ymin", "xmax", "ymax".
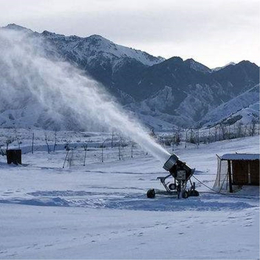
[{"xmin": 213, "ymin": 153, "xmax": 260, "ymax": 193}]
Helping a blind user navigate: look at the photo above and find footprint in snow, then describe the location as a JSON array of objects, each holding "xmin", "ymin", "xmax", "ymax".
[{"xmin": 44, "ymin": 244, "xmax": 53, "ymax": 247}]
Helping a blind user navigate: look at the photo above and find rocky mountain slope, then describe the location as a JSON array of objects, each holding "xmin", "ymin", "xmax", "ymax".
[
  {"xmin": 199, "ymin": 84, "xmax": 259, "ymax": 127},
  {"xmin": 0, "ymin": 24, "xmax": 259, "ymax": 130}
]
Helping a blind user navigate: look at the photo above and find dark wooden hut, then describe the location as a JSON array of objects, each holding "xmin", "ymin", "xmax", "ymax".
[{"xmin": 214, "ymin": 153, "xmax": 259, "ymax": 192}]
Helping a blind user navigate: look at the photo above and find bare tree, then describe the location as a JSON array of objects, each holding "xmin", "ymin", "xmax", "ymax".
[
  {"xmin": 219, "ymin": 123, "xmax": 229, "ymax": 140},
  {"xmin": 174, "ymin": 128, "xmax": 181, "ymax": 146},
  {"xmin": 236, "ymin": 122, "xmax": 243, "ymax": 138},
  {"xmin": 44, "ymin": 132, "xmax": 50, "ymax": 154},
  {"xmin": 6, "ymin": 138, "xmax": 13, "ymax": 150},
  {"xmin": 0, "ymin": 144, "xmax": 5, "ymax": 156},
  {"xmin": 63, "ymin": 143, "xmax": 71, "ymax": 168},
  {"xmin": 111, "ymin": 130, "xmax": 115, "ymax": 148},
  {"xmin": 249, "ymin": 119, "xmax": 258, "ymax": 136},
  {"xmin": 53, "ymin": 130, "xmax": 57, "ymax": 152},
  {"xmin": 14, "ymin": 128, "xmax": 22, "ymax": 149},
  {"xmin": 101, "ymin": 138, "xmax": 109, "ymax": 163},
  {"xmin": 118, "ymin": 137, "xmax": 122, "ymax": 160},
  {"xmin": 130, "ymin": 141, "xmax": 135, "ymax": 158}
]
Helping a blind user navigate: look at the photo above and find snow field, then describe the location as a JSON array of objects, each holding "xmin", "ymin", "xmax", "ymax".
[{"xmin": 0, "ymin": 131, "xmax": 259, "ymax": 259}]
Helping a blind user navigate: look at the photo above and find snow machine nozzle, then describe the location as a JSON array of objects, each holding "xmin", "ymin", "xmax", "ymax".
[
  {"xmin": 147, "ymin": 153, "xmax": 199, "ymax": 199},
  {"xmin": 163, "ymin": 154, "xmax": 193, "ymax": 180},
  {"xmin": 163, "ymin": 154, "xmax": 179, "ymax": 171}
]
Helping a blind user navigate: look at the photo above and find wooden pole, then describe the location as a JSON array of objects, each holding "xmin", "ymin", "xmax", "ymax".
[
  {"xmin": 83, "ymin": 148, "xmax": 87, "ymax": 166},
  {"xmin": 216, "ymin": 154, "xmax": 221, "ymax": 188},
  {"xmin": 31, "ymin": 133, "xmax": 34, "ymax": 154},
  {"xmin": 63, "ymin": 150, "xmax": 69, "ymax": 168},
  {"xmin": 228, "ymin": 160, "xmax": 233, "ymax": 193}
]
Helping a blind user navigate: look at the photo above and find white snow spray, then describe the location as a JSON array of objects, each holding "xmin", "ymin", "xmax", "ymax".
[{"xmin": 0, "ymin": 29, "xmax": 170, "ymax": 163}]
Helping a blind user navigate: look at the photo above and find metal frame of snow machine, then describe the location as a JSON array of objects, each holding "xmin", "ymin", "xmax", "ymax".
[{"xmin": 147, "ymin": 154, "xmax": 199, "ymax": 199}]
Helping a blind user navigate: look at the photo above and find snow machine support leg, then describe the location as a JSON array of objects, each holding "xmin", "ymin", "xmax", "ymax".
[{"xmin": 157, "ymin": 174, "xmax": 172, "ymax": 192}]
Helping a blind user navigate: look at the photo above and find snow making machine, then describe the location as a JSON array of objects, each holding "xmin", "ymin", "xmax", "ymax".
[{"xmin": 147, "ymin": 154, "xmax": 199, "ymax": 199}]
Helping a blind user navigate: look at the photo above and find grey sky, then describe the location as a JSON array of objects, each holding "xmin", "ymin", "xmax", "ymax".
[{"xmin": 0, "ymin": 0, "xmax": 259, "ymax": 68}]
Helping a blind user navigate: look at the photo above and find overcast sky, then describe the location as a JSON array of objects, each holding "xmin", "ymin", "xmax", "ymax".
[{"xmin": 0, "ymin": 0, "xmax": 259, "ymax": 68}]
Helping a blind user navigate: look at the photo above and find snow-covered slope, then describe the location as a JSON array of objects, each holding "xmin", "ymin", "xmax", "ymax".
[
  {"xmin": 0, "ymin": 130, "xmax": 259, "ymax": 259},
  {"xmin": 199, "ymin": 84, "xmax": 260, "ymax": 127},
  {"xmin": 3, "ymin": 24, "xmax": 165, "ymax": 68},
  {"xmin": 212, "ymin": 62, "xmax": 236, "ymax": 72},
  {"xmin": 184, "ymin": 58, "xmax": 211, "ymax": 73},
  {"xmin": 40, "ymin": 30, "xmax": 165, "ymax": 69}
]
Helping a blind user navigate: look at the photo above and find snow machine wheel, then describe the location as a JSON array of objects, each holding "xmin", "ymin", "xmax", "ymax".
[
  {"xmin": 182, "ymin": 190, "xmax": 189, "ymax": 199},
  {"xmin": 147, "ymin": 189, "xmax": 156, "ymax": 198},
  {"xmin": 168, "ymin": 183, "xmax": 176, "ymax": 190},
  {"xmin": 189, "ymin": 190, "xmax": 199, "ymax": 197}
]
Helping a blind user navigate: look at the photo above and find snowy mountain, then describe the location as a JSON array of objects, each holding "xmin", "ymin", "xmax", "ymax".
[
  {"xmin": 3, "ymin": 23, "xmax": 33, "ymax": 33},
  {"xmin": 124, "ymin": 59, "xmax": 259, "ymax": 128},
  {"xmin": 199, "ymin": 85, "xmax": 260, "ymax": 127},
  {"xmin": 184, "ymin": 58, "xmax": 211, "ymax": 73},
  {"xmin": 212, "ymin": 62, "xmax": 236, "ymax": 72},
  {"xmin": 0, "ymin": 24, "xmax": 259, "ymax": 131},
  {"xmin": 41, "ymin": 31, "xmax": 165, "ymax": 67}
]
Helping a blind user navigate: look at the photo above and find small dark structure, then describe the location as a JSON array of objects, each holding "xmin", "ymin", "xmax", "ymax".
[
  {"xmin": 6, "ymin": 149, "xmax": 22, "ymax": 165},
  {"xmin": 214, "ymin": 153, "xmax": 260, "ymax": 192}
]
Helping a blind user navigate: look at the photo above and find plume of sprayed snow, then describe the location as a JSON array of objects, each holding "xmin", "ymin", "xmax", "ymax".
[{"xmin": 0, "ymin": 29, "xmax": 170, "ymax": 163}]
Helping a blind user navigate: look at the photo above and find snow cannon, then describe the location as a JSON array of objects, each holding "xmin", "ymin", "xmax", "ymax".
[{"xmin": 147, "ymin": 154, "xmax": 199, "ymax": 199}]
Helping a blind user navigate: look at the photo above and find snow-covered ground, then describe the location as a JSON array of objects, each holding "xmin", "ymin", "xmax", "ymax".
[{"xmin": 0, "ymin": 130, "xmax": 259, "ymax": 259}]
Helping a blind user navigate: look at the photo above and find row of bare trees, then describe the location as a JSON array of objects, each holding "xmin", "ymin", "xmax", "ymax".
[
  {"xmin": 158, "ymin": 122, "xmax": 260, "ymax": 147},
  {"xmin": 1, "ymin": 121, "xmax": 259, "ymax": 166}
]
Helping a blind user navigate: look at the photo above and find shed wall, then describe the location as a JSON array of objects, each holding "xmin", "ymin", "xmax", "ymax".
[
  {"xmin": 249, "ymin": 160, "xmax": 259, "ymax": 185},
  {"xmin": 232, "ymin": 160, "xmax": 259, "ymax": 186}
]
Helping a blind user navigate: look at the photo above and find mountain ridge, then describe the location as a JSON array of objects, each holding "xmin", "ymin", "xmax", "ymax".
[{"xmin": 0, "ymin": 24, "xmax": 259, "ymax": 131}]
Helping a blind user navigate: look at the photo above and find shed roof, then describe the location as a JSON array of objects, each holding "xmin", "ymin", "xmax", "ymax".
[{"xmin": 219, "ymin": 153, "xmax": 260, "ymax": 161}]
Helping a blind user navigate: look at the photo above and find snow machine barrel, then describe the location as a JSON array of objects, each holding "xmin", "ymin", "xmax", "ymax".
[{"xmin": 163, "ymin": 154, "xmax": 178, "ymax": 171}]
